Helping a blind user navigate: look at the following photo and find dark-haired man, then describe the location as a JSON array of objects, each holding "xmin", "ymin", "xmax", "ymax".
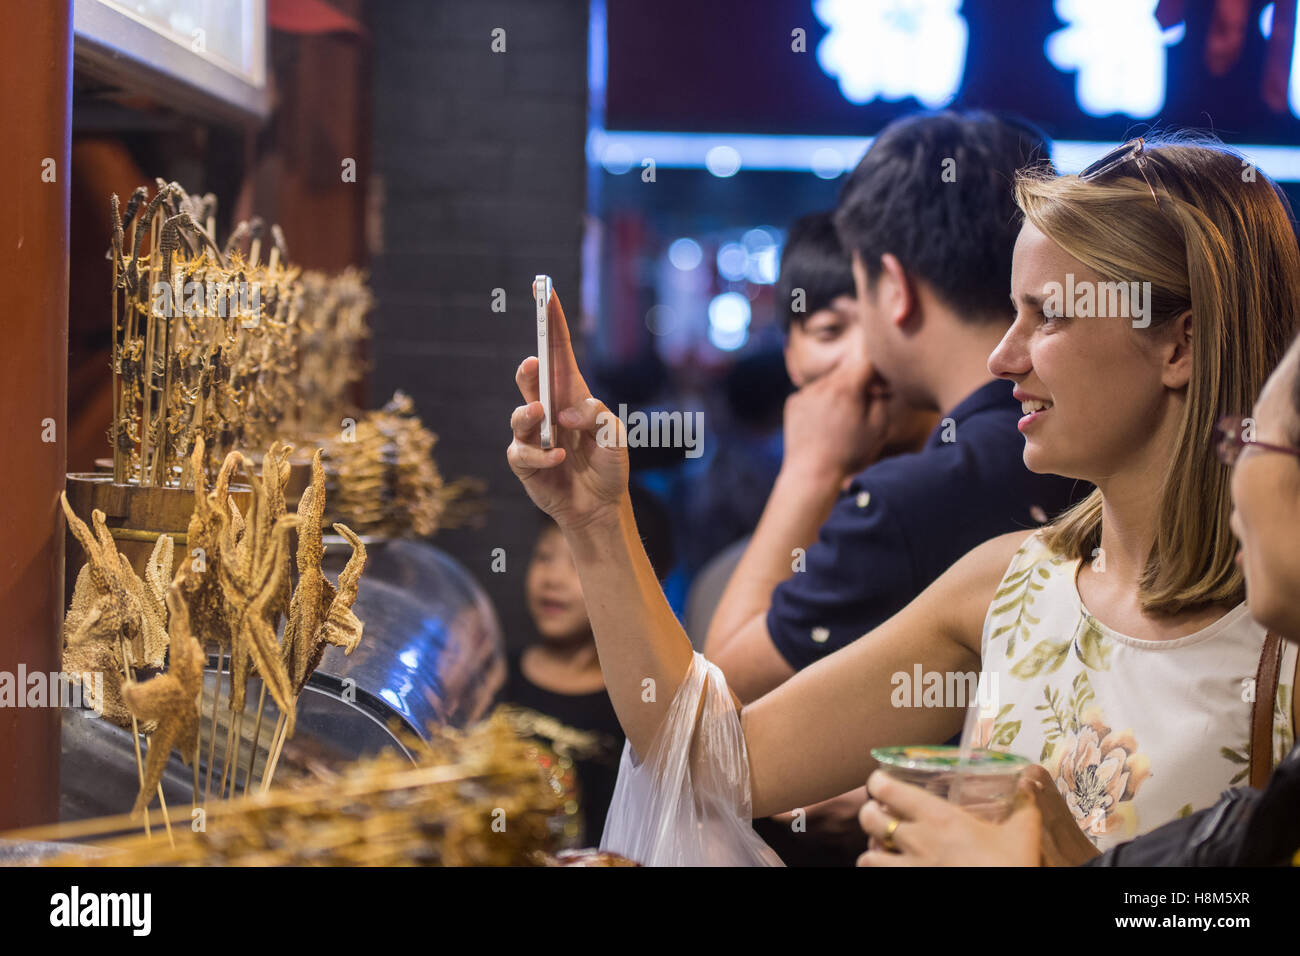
[
  {"xmin": 704, "ymin": 113, "xmax": 1088, "ymax": 863},
  {"xmin": 685, "ymin": 212, "xmax": 936, "ymax": 644}
]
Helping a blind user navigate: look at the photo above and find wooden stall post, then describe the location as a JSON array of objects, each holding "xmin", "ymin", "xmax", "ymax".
[{"xmin": 0, "ymin": 0, "xmax": 72, "ymax": 829}]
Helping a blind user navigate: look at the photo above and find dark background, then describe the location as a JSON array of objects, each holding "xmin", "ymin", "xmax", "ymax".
[
  {"xmin": 606, "ymin": 0, "xmax": 1300, "ymax": 143},
  {"xmin": 368, "ymin": 0, "xmax": 590, "ymax": 648}
]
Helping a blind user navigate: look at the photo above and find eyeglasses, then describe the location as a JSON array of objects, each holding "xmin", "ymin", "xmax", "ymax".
[
  {"xmin": 1214, "ymin": 414, "xmax": 1300, "ymax": 466},
  {"xmin": 1078, "ymin": 137, "xmax": 1169, "ymax": 208}
]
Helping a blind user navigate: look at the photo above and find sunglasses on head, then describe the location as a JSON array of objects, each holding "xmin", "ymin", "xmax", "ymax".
[{"xmin": 1078, "ymin": 137, "xmax": 1170, "ymax": 208}]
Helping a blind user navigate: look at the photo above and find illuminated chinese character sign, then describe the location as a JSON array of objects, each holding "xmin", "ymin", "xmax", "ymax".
[
  {"xmin": 814, "ymin": 0, "xmax": 968, "ymax": 108},
  {"xmin": 1045, "ymin": 0, "xmax": 1184, "ymax": 118},
  {"xmin": 603, "ymin": 0, "xmax": 1300, "ymax": 145}
]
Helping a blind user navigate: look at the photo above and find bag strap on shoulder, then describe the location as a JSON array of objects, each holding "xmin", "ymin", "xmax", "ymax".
[{"xmin": 1250, "ymin": 631, "xmax": 1284, "ymax": 789}]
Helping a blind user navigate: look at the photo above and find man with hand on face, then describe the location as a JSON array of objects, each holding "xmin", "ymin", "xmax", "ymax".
[
  {"xmin": 702, "ymin": 112, "xmax": 1089, "ymax": 865},
  {"xmin": 685, "ymin": 211, "xmax": 936, "ymax": 645},
  {"xmin": 779, "ymin": 211, "xmax": 938, "ymax": 454}
]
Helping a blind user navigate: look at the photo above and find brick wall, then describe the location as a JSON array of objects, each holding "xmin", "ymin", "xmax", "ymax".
[{"xmin": 369, "ymin": 0, "xmax": 589, "ymax": 649}]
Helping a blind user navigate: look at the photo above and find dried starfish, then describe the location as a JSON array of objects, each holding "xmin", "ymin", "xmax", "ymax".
[
  {"xmin": 121, "ymin": 587, "xmax": 204, "ymax": 816},
  {"xmin": 59, "ymin": 493, "xmax": 154, "ymax": 729}
]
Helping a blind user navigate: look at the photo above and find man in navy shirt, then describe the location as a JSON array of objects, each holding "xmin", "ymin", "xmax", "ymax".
[{"xmin": 704, "ymin": 111, "xmax": 1087, "ymax": 701}]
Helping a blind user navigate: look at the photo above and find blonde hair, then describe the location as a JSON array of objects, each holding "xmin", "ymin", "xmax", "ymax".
[{"xmin": 1017, "ymin": 140, "xmax": 1300, "ymax": 614}]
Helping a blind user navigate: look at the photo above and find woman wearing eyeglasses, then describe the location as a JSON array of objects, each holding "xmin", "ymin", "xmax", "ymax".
[{"xmin": 506, "ymin": 137, "xmax": 1300, "ymax": 865}]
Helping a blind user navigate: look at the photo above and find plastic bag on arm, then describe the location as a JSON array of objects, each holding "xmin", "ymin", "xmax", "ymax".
[{"xmin": 599, "ymin": 651, "xmax": 785, "ymax": 866}]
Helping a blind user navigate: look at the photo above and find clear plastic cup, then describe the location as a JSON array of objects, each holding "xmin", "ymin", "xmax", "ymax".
[{"xmin": 870, "ymin": 746, "xmax": 1030, "ymax": 822}]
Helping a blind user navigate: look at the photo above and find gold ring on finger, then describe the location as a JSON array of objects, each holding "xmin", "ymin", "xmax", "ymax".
[{"xmin": 882, "ymin": 817, "xmax": 901, "ymax": 852}]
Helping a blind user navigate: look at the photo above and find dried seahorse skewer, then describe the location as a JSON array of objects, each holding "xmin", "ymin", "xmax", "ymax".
[
  {"xmin": 174, "ymin": 438, "xmax": 241, "ymax": 800},
  {"xmin": 211, "ymin": 445, "xmax": 296, "ymax": 797},
  {"xmin": 109, "ymin": 183, "xmax": 295, "ymax": 488},
  {"xmin": 261, "ymin": 520, "xmax": 366, "ymax": 794},
  {"xmin": 281, "ymin": 449, "xmax": 327, "ymax": 693}
]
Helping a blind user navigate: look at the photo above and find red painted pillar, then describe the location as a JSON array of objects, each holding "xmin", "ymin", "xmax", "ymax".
[{"xmin": 0, "ymin": 0, "xmax": 71, "ymax": 829}]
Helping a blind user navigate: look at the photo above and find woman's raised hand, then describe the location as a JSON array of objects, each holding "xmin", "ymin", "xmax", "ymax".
[{"xmin": 507, "ymin": 287, "xmax": 629, "ymax": 530}]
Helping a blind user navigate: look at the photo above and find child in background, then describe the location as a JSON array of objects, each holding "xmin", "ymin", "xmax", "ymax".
[{"xmin": 499, "ymin": 484, "xmax": 675, "ymax": 846}]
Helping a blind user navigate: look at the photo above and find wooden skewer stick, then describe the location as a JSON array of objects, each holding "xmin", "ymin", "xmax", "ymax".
[
  {"xmin": 192, "ymin": 741, "xmax": 201, "ymax": 811},
  {"xmin": 260, "ymin": 711, "xmax": 288, "ymax": 794},
  {"xmin": 120, "ymin": 638, "xmax": 151, "ymax": 840},
  {"xmin": 139, "ymin": 229, "xmax": 160, "ymax": 486},
  {"xmin": 244, "ymin": 681, "xmax": 267, "ymax": 795},
  {"xmin": 5, "ymin": 803, "xmax": 184, "ymax": 844},
  {"xmin": 222, "ymin": 706, "xmax": 244, "ymax": 799},
  {"xmin": 203, "ymin": 648, "xmax": 224, "ymax": 804},
  {"xmin": 153, "ymin": 774, "xmax": 175, "ymax": 849},
  {"xmin": 111, "ymin": 207, "xmax": 123, "ymax": 484}
]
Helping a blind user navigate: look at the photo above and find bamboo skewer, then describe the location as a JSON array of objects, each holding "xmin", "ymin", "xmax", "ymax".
[
  {"xmin": 151, "ymin": 219, "xmax": 178, "ymax": 486},
  {"xmin": 204, "ymin": 649, "xmax": 224, "ymax": 804},
  {"xmin": 154, "ymin": 782, "xmax": 175, "ymax": 849},
  {"xmin": 120, "ymin": 638, "xmax": 152, "ymax": 840},
  {"xmin": 221, "ymin": 707, "xmax": 244, "ymax": 799},
  {"xmin": 128, "ymin": 726, "xmax": 151, "ymax": 841},
  {"xmin": 260, "ymin": 712, "xmax": 288, "ymax": 794},
  {"xmin": 111, "ymin": 196, "xmax": 123, "ymax": 483},
  {"xmin": 7, "ymin": 803, "xmax": 190, "ymax": 844},
  {"xmin": 139, "ymin": 219, "xmax": 159, "ymax": 486},
  {"xmin": 244, "ymin": 681, "xmax": 267, "ymax": 795}
]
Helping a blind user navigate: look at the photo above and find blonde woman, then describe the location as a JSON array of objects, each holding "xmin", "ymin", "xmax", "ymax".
[
  {"xmin": 506, "ymin": 138, "xmax": 1300, "ymax": 864},
  {"xmin": 860, "ymin": 317, "xmax": 1300, "ymax": 868}
]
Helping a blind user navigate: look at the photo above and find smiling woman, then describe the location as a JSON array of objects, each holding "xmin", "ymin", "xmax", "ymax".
[
  {"xmin": 967, "ymin": 139, "xmax": 1300, "ymax": 850},
  {"xmin": 858, "ymin": 325, "xmax": 1300, "ymax": 869},
  {"xmin": 1009, "ymin": 141, "xmax": 1298, "ymax": 616}
]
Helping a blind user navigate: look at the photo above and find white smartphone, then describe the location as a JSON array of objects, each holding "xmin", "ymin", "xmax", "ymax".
[{"xmin": 533, "ymin": 274, "xmax": 555, "ymax": 448}]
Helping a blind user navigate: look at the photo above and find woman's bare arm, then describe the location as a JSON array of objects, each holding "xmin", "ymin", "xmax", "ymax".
[
  {"xmin": 507, "ymin": 287, "xmax": 1031, "ymax": 815},
  {"xmin": 560, "ymin": 473, "xmax": 1031, "ymax": 818},
  {"xmin": 508, "ymin": 291, "xmax": 701, "ymax": 753},
  {"xmin": 741, "ymin": 529, "xmax": 1029, "ymax": 817},
  {"xmin": 560, "ymin": 489, "xmax": 701, "ymax": 750}
]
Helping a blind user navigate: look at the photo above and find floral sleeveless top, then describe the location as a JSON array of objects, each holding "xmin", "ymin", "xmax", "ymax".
[{"xmin": 966, "ymin": 532, "xmax": 1296, "ymax": 852}]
